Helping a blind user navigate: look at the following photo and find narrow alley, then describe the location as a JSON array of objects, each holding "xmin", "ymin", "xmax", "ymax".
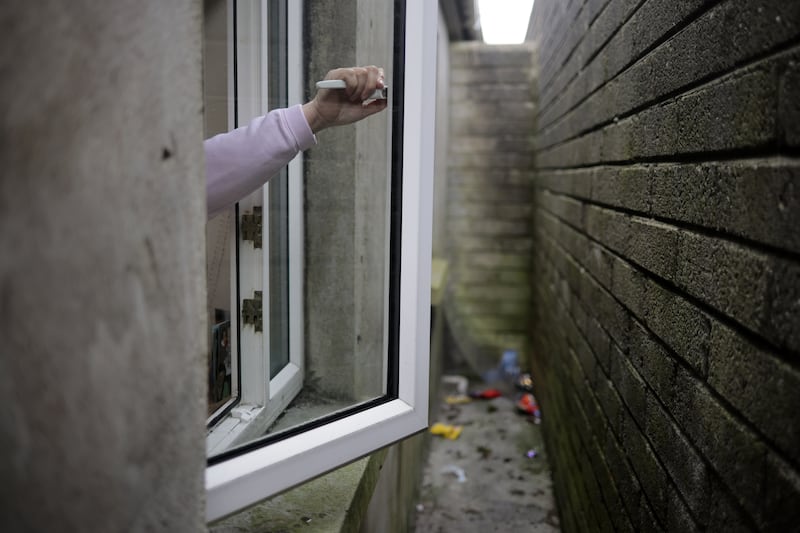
[{"xmin": 414, "ymin": 368, "xmax": 559, "ymax": 532}]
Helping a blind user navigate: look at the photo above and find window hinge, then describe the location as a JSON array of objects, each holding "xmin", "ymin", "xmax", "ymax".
[
  {"xmin": 241, "ymin": 291, "xmax": 262, "ymax": 332},
  {"xmin": 241, "ymin": 206, "xmax": 262, "ymax": 248}
]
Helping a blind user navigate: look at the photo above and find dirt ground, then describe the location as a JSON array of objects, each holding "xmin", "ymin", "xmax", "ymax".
[{"xmin": 413, "ymin": 375, "xmax": 560, "ymax": 533}]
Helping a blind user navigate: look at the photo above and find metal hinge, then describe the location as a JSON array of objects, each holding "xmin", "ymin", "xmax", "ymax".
[
  {"xmin": 241, "ymin": 206, "xmax": 262, "ymax": 248},
  {"xmin": 241, "ymin": 291, "xmax": 262, "ymax": 332}
]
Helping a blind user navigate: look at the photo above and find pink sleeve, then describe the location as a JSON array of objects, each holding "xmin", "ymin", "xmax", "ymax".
[{"xmin": 205, "ymin": 104, "xmax": 317, "ymax": 218}]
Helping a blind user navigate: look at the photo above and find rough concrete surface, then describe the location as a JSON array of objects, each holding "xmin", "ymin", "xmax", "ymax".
[{"xmin": 414, "ymin": 377, "xmax": 559, "ymax": 532}]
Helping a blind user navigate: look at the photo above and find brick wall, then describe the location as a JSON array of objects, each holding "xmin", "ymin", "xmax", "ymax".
[
  {"xmin": 528, "ymin": 1, "xmax": 800, "ymax": 531},
  {"xmin": 445, "ymin": 42, "xmax": 536, "ymax": 371}
]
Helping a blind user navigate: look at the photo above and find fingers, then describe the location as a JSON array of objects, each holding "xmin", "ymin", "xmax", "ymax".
[
  {"xmin": 362, "ymin": 66, "xmax": 383, "ymax": 101},
  {"xmin": 360, "ymin": 98, "xmax": 388, "ymax": 118},
  {"xmin": 324, "ymin": 66, "xmax": 385, "ymax": 102}
]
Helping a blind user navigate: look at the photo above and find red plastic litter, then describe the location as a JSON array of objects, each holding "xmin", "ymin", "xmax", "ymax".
[
  {"xmin": 469, "ymin": 388, "xmax": 502, "ymax": 399},
  {"xmin": 516, "ymin": 393, "xmax": 541, "ymax": 416}
]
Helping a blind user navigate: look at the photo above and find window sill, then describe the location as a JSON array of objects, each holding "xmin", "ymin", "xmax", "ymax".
[{"xmin": 209, "ymin": 448, "xmax": 388, "ymax": 532}]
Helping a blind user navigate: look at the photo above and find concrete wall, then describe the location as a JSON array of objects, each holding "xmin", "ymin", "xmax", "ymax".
[
  {"xmin": 0, "ymin": 2, "xmax": 207, "ymax": 531},
  {"xmin": 444, "ymin": 42, "xmax": 536, "ymax": 373},
  {"xmin": 529, "ymin": 1, "xmax": 800, "ymax": 531},
  {"xmin": 304, "ymin": 0, "xmax": 393, "ymax": 401}
]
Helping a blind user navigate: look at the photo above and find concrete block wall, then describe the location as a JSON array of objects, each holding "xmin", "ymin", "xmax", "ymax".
[
  {"xmin": 528, "ymin": 1, "xmax": 800, "ymax": 531},
  {"xmin": 445, "ymin": 42, "xmax": 536, "ymax": 371},
  {"xmin": 0, "ymin": 2, "xmax": 207, "ymax": 530}
]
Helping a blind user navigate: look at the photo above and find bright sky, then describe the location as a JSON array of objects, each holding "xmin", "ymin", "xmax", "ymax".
[{"xmin": 477, "ymin": 0, "xmax": 535, "ymax": 45}]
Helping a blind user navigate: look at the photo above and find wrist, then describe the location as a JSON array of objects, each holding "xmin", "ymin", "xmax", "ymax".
[{"xmin": 302, "ymin": 100, "xmax": 326, "ymax": 134}]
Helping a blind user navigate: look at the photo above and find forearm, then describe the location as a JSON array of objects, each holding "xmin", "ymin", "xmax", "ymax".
[{"xmin": 205, "ymin": 104, "xmax": 316, "ymax": 218}]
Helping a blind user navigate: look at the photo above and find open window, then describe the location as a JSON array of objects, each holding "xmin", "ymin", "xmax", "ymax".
[{"xmin": 202, "ymin": 0, "xmax": 436, "ymax": 521}]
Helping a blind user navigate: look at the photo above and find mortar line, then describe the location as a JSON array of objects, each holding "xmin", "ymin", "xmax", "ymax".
[
  {"xmin": 537, "ymin": 225, "xmax": 799, "ymax": 515},
  {"xmin": 538, "ymin": 0, "xmax": 726, "ymax": 131},
  {"xmin": 535, "ymin": 201, "xmax": 800, "ymax": 369},
  {"xmin": 536, "ymin": 208, "xmax": 800, "ymax": 473},
  {"xmin": 537, "ymin": 36, "xmax": 800, "ymax": 152},
  {"xmin": 534, "ymin": 177, "xmax": 800, "ymax": 263},
  {"xmin": 536, "ymin": 241, "xmax": 718, "ymax": 529}
]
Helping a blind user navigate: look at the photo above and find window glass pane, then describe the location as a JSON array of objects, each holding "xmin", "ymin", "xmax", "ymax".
[
  {"xmin": 267, "ymin": 0, "xmax": 290, "ymax": 380},
  {"xmin": 204, "ymin": 0, "xmax": 398, "ymax": 460},
  {"xmin": 284, "ymin": 0, "xmax": 396, "ymax": 425},
  {"xmin": 204, "ymin": 0, "xmax": 235, "ymax": 419}
]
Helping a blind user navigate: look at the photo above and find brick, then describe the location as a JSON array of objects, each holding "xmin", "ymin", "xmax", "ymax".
[
  {"xmin": 456, "ymin": 299, "xmax": 530, "ymax": 318},
  {"xmin": 707, "ymin": 478, "xmax": 755, "ymax": 533},
  {"xmin": 628, "ymin": 321, "xmax": 677, "ymax": 405},
  {"xmin": 541, "ymin": 168, "xmax": 594, "ymax": 198},
  {"xmin": 448, "ymin": 136, "xmax": 535, "ymax": 155},
  {"xmin": 450, "ymin": 66, "xmax": 533, "ymax": 85},
  {"xmin": 761, "ymin": 452, "xmax": 800, "ymax": 531},
  {"xmin": 450, "ymin": 43, "xmax": 535, "ymax": 68},
  {"xmin": 611, "ymin": 255, "xmax": 646, "ymax": 319},
  {"xmin": 447, "ymin": 152, "xmax": 535, "ymax": 170},
  {"xmin": 596, "ymin": 376, "xmax": 623, "ymax": 435},
  {"xmin": 590, "ymin": 165, "xmax": 651, "ymax": 212},
  {"xmin": 538, "ymin": 51, "xmax": 786, "ymax": 168},
  {"xmin": 648, "ymin": 160, "xmax": 800, "ymax": 255},
  {"xmin": 461, "ymin": 253, "xmax": 532, "ymax": 270},
  {"xmin": 610, "ymin": 345, "xmax": 647, "ymax": 428},
  {"xmin": 637, "ymin": 496, "xmax": 665, "ymax": 532},
  {"xmin": 763, "ymin": 256, "xmax": 800, "ymax": 354},
  {"xmin": 570, "ymin": 288, "xmax": 589, "ymax": 335},
  {"xmin": 676, "ymin": 232, "xmax": 800, "ymax": 354},
  {"xmin": 585, "ymin": 316, "xmax": 612, "ymax": 375},
  {"xmin": 671, "ymin": 66, "xmax": 777, "ymax": 154},
  {"xmin": 581, "ymin": 239, "xmax": 615, "ymax": 292},
  {"xmin": 572, "ymin": 324, "xmax": 599, "ymax": 383},
  {"xmin": 449, "ymin": 203, "xmax": 533, "ymax": 222},
  {"xmin": 541, "ymin": 0, "xmax": 640, "ymax": 114},
  {"xmin": 621, "ymin": 409, "xmax": 669, "ymax": 524},
  {"xmin": 625, "ymin": 216, "xmax": 680, "ymax": 280},
  {"xmin": 640, "ymin": 279, "xmax": 710, "ymax": 377},
  {"xmin": 449, "ymin": 85, "xmax": 534, "ymax": 105},
  {"xmin": 586, "ymin": 389, "xmax": 611, "ymax": 450},
  {"xmin": 585, "ymin": 277, "xmax": 632, "ymax": 351},
  {"xmin": 576, "ymin": 448, "xmax": 615, "ymax": 533},
  {"xmin": 540, "ymin": 1, "xmax": 800, "ymax": 147},
  {"xmin": 604, "ymin": 428, "xmax": 643, "ymax": 529},
  {"xmin": 645, "ymin": 393, "xmax": 710, "ymax": 520},
  {"xmin": 449, "ymin": 118, "xmax": 534, "ymax": 137},
  {"xmin": 447, "ymin": 218, "xmax": 531, "ymax": 238},
  {"xmin": 538, "ymin": 0, "xmax": 588, "ymax": 92},
  {"xmin": 671, "ymin": 367, "xmax": 765, "ymax": 520},
  {"xmin": 563, "ymin": 255, "xmax": 588, "ymax": 307},
  {"xmin": 457, "ymin": 268, "xmax": 531, "ymax": 285},
  {"xmin": 676, "ymin": 230, "xmax": 769, "ymax": 328},
  {"xmin": 590, "ymin": 438, "xmax": 636, "ymax": 533},
  {"xmin": 649, "ymin": 159, "xmax": 800, "ymax": 255},
  {"xmin": 780, "ymin": 56, "xmax": 800, "ymax": 147},
  {"xmin": 665, "ymin": 483, "xmax": 702, "ymax": 533},
  {"xmin": 708, "ymin": 320, "xmax": 800, "ymax": 465},
  {"xmin": 584, "ymin": 205, "xmax": 630, "ymax": 261}
]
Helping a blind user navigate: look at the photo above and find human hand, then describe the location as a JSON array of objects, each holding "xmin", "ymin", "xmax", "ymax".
[{"xmin": 302, "ymin": 66, "xmax": 388, "ymax": 134}]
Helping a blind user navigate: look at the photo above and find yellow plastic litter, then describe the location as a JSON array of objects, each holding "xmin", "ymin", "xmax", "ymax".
[
  {"xmin": 430, "ymin": 422, "xmax": 463, "ymax": 440},
  {"xmin": 444, "ymin": 395, "xmax": 472, "ymax": 405}
]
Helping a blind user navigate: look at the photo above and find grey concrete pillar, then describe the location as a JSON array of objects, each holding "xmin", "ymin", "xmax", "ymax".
[{"xmin": 0, "ymin": 2, "xmax": 207, "ymax": 531}]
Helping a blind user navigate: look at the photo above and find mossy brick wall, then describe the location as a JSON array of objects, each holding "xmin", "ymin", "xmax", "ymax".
[
  {"xmin": 528, "ymin": 1, "xmax": 800, "ymax": 531},
  {"xmin": 444, "ymin": 42, "xmax": 536, "ymax": 371}
]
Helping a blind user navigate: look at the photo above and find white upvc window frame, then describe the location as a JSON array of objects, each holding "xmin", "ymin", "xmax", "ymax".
[
  {"xmin": 205, "ymin": 0, "xmax": 436, "ymax": 522},
  {"xmin": 205, "ymin": 0, "xmax": 304, "ymax": 456}
]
